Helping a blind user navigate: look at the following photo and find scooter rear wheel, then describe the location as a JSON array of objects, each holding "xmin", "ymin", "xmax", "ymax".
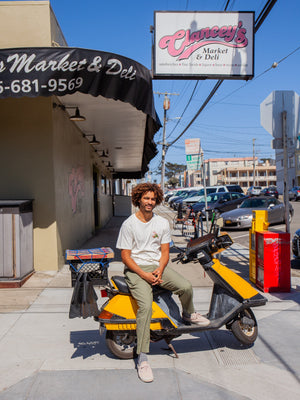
[
  {"xmin": 106, "ymin": 330, "xmax": 137, "ymax": 359},
  {"xmin": 230, "ymin": 309, "xmax": 258, "ymax": 346}
]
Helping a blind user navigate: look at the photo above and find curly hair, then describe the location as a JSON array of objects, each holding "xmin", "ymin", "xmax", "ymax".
[{"xmin": 131, "ymin": 183, "xmax": 164, "ymax": 207}]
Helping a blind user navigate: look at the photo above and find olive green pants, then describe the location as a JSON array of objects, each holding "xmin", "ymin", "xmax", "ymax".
[{"xmin": 125, "ymin": 265, "xmax": 195, "ymax": 354}]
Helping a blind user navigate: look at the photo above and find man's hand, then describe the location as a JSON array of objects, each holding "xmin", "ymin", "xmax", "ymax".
[
  {"xmin": 151, "ymin": 267, "xmax": 164, "ymax": 285},
  {"xmin": 142, "ymin": 270, "xmax": 163, "ymax": 285}
]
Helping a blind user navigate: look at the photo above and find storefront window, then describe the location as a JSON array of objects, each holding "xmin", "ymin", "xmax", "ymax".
[
  {"xmin": 106, "ymin": 179, "xmax": 111, "ymax": 195},
  {"xmin": 101, "ymin": 176, "xmax": 106, "ymax": 194}
]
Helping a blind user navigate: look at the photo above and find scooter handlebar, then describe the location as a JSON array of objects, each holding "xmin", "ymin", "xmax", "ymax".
[{"xmin": 171, "ymin": 232, "xmax": 233, "ymax": 264}]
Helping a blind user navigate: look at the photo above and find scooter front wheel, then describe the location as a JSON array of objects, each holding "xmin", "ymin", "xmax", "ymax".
[
  {"xmin": 230, "ymin": 309, "xmax": 258, "ymax": 346},
  {"xmin": 106, "ymin": 330, "xmax": 137, "ymax": 359}
]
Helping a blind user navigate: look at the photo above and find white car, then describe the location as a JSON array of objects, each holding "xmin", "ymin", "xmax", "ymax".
[
  {"xmin": 183, "ymin": 186, "xmax": 228, "ymax": 208},
  {"xmin": 246, "ymin": 186, "xmax": 262, "ymax": 196}
]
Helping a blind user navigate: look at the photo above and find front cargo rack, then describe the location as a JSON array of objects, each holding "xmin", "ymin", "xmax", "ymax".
[{"xmin": 65, "ymin": 247, "xmax": 114, "ymax": 287}]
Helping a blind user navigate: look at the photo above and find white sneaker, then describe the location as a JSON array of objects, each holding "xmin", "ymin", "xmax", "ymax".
[
  {"xmin": 183, "ymin": 312, "xmax": 210, "ymax": 326},
  {"xmin": 137, "ymin": 361, "xmax": 154, "ymax": 383}
]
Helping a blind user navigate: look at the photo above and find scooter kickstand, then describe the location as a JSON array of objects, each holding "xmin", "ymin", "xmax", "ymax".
[{"xmin": 165, "ymin": 340, "xmax": 179, "ymax": 358}]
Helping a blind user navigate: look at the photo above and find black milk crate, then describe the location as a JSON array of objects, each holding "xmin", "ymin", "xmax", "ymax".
[
  {"xmin": 69, "ymin": 262, "xmax": 109, "ymax": 287},
  {"xmin": 65, "ymin": 248, "xmax": 114, "ymax": 287}
]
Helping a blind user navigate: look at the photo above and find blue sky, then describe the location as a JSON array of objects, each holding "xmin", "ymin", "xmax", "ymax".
[{"xmin": 47, "ymin": 0, "xmax": 300, "ymax": 176}]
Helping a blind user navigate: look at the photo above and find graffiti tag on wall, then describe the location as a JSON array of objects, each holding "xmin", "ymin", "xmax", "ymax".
[{"xmin": 68, "ymin": 166, "xmax": 85, "ymax": 213}]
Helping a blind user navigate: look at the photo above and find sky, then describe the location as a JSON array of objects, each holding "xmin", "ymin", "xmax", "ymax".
[{"xmin": 31, "ymin": 0, "xmax": 300, "ymax": 178}]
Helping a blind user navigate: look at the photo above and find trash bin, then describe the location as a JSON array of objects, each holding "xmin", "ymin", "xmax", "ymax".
[
  {"xmin": 256, "ymin": 231, "xmax": 290, "ymax": 292},
  {"xmin": 0, "ymin": 200, "xmax": 33, "ymax": 285}
]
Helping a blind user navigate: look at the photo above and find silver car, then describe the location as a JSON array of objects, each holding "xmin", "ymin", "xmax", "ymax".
[
  {"xmin": 222, "ymin": 196, "xmax": 293, "ymax": 230},
  {"xmin": 246, "ymin": 186, "xmax": 262, "ymax": 196}
]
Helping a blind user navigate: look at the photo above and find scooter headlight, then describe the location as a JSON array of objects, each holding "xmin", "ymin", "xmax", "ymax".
[{"xmin": 98, "ymin": 310, "xmax": 114, "ymax": 320}]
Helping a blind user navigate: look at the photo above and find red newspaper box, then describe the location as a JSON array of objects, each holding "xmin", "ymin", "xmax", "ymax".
[{"xmin": 256, "ymin": 231, "xmax": 290, "ymax": 292}]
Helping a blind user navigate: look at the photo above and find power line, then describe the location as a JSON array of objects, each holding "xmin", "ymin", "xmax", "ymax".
[
  {"xmin": 166, "ymin": 81, "xmax": 199, "ymax": 139},
  {"xmin": 165, "ymin": 0, "xmax": 233, "ymax": 143},
  {"xmin": 204, "ymin": 43, "xmax": 300, "ymax": 110},
  {"xmin": 167, "ymin": 0, "xmax": 279, "ymax": 148}
]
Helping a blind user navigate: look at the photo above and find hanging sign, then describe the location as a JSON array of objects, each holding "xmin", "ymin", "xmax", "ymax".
[
  {"xmin": 0, "ymin": 47, "xmax": 158, "ymax": 121},
  {"xmin": 153, "ymin": 11, "xmax": 254, "ymax": 80}
]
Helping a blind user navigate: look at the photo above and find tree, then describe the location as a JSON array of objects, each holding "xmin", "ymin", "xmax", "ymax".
[
  {"xmin": 155, "ymin": 162, "xmax": 186, "ymax": 187},
  {"xmin": 156, "ymin": 162, "xmax": 186, "ymax": 178},
  {"xmin": 168, "ymin": 176, "xmax": 179, "ymax": 188}
]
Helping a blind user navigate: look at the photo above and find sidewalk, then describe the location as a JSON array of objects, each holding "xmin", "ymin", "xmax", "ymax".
[{"xmin": 0, "ymin": 205, "xmax": 300, "ymax": 399}]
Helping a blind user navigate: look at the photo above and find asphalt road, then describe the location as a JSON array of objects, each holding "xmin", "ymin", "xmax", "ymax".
[
  {"xmin": 225, "ymin": 198, "xmax": 300, "ymax": 247},
  {"xmin": 168, "ymin": 198, "xmax": 300, "ymax": 277}
]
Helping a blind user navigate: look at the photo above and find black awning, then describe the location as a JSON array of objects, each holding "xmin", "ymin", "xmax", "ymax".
[{"xmin": 0, "ymin": 47, "xmax": 161, "ymax": 176}]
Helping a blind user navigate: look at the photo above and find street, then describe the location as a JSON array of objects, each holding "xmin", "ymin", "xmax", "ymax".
[
  {"xmin": 226, "ymin": 199, "xmax": 300, "ymax": 277},
  {"xmin": 167, "ymin": 199, "xmax": 300, "ymax": 277},
  {"xmin": 225, "ymin": 198, "xmax": 299, "ymax": 246}
]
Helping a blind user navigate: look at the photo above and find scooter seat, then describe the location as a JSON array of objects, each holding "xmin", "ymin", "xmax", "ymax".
[
  {"xmin": 111, "ymin": 275, "xmax": 171, "ymax": 296},
  {"xmin": 111, "ymin": 275, "xmax": 131, "ymax": 294}
]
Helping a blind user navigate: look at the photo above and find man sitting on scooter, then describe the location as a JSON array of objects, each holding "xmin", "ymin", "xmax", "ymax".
[{"xmin": 116, "ymin": 182, "xmax": 209, "ymax": 383}]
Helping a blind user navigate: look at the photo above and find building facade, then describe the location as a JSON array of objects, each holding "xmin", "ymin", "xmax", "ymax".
[
  {"xmin": 189, "ymin": 157, "xmax": 276, "ymax": 192},
  {"xmin": 0, "ymin": 1, "xmax": 159, "ymax": 278}
]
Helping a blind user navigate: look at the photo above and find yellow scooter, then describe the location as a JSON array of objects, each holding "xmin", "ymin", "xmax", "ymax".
[{"xmin": 96, "ymin": 219, "xmax": 267, "ymax": 359}]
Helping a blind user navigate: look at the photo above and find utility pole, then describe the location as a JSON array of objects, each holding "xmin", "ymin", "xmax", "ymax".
[
  {"xmin": 154, "ymin": 91, "xmax": 179, "ymax": 193},
  {"xmin": 201, "ymin": 150, "xmax": 209, "ymax": 231},
  {"xmin": 161, "ymin": 95, "xmax": 169, "ymax": 193},
  {"xmin": 282, "ymin": 111, "xmax": 290, "ymax": 233},
  {"xmin": 253, "ymin": 138, "xmax": 256, "ymax": 186}
]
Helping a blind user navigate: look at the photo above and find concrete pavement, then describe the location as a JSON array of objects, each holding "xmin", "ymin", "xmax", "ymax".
[{"xmin": 0, "ymin": 205, "xmax": 300, "ymax": 399}]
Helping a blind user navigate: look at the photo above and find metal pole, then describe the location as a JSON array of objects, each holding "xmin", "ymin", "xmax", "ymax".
[
  {"xmin": 201, "ymin": 151, "xmax": 209, "ymax": 232},
  {"xmin": 161, "ymin": 106, "xmax": 167, "ymax": 194},
  {"xmin": 155, "ymin": 91, "xmax": 179, "ymax": 194},
  {"xmin": 253, "ymin": 138, "xmax": 256, "ymax": 186},
  {"xmin": 282, "ymin": 111, "xmax": 290, "ymax": 233}
]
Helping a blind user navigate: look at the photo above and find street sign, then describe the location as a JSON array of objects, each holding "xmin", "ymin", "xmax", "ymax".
[
  {"xmin": 186, "ymin": 154, "xmax": 201, "ymax": 171},
  {"xmin": 260, "ymin": 91, "xmax": 299, "ymax": 140},
  {"xmin": 185, "ymin": 138, "xmax": 201, "ymax": 155}
]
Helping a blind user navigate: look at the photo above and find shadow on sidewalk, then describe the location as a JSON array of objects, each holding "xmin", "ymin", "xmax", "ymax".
[
  {"xmin": 80, "ymin": 216, "xmax": 127, "ymax": 262},
  {"xmin": 70, "ymin": 329, "xmax": 110, "ymax": 359}
]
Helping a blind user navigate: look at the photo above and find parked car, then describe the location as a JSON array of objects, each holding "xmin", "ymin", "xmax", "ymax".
[
  {"xmin": 288, "ymin": 186, "xmax": 300, "ymax": 201},
  {"xmin": 222, "ymin": 196, "xmax": 294, "ymax": 230},
  {"xmin": 165, "ymin": 190, "xmax": 179, "ymax": 202},
  {"xmin": 182, "ymin": 187, "xmax": 217, "ymax": 209},
  {"xmin": 164, "ymin": 190, "xmax": 176, "ymax": 201},
  {"xmin": 292, "ymin": 229, "xmax": 300, "ymax": 258},
  {"xmin": 289, "ymin": 189, "xmax": 296, "ymax": 201},
  {"xmin": 246, "ymin": 186, "xmax": 262, "ymax": 196},
  {"xmin": 167, "ymin": 189, "xmax": 187, "ymax": 204},
  {"xmin": 224, "ymin": 184, "xmax": 244, "ymax": 193},
  {"xmin": 260, "ymin": 186, "xmax": 279, "ymax": 198},
  {"xmin": 171, "ymin": 190, "xmax": 199, "ymax": 210},
  {"xmin": 191, "ymin": 192, "xmax": 247, "ymax": 219},
  {"xmin": 182, "ymin": 185, "xmax": 244, "ymax": 210}
]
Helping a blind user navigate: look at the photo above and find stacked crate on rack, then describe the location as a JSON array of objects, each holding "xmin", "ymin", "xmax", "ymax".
[{"xmin": 65, "ymin": 247, "xmax": 114, "ymax": 287}]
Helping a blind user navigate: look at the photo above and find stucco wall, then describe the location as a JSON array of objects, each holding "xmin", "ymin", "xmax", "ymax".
[
  {"xmin": 0, "ymin": 97, "xmax": 59, "ymax": 270},
  {"xmin": 52, "ymin": 102, "xmax": 95, "ymax": 267},
  {"xmin": 0, "ymin": 1, "xmax": 67, "ymax": 48},
  {"xmin": 99, "ymin": 194, "xmax": 113, "ymax": 228}
]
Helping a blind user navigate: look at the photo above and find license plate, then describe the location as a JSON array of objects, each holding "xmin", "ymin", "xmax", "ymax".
[{"xmin": 225, "ymin": 220, "xmax": 232, "ymax": 225}]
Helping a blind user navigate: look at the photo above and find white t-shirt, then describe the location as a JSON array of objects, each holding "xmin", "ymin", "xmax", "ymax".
[{"xmin": 116, "ymin": 213, "xmax": 171, "ymax": 266}]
